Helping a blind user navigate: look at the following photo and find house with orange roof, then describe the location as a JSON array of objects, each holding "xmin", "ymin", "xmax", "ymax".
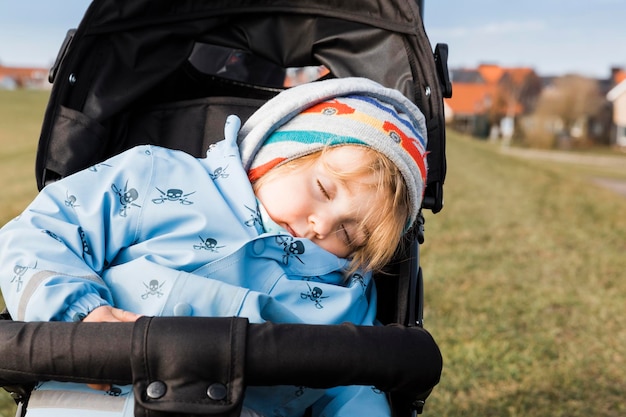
[
  {"xmin": 476, "ymin": 63, "xmax": 505, "ymax": 85},
  {"xmin": 0, "ymin": 65, "xmax": 50, "ymax": 90},
  {"xmin": 445, "ymin": 64, "xmax": 542, "ymax": 138},
  {"xmin": 444, "ymin": 72, "xmax": 495, "ymax": 136}
]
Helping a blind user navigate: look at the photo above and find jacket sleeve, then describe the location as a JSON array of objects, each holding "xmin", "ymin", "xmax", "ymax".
[
  {"xmin": 0, "ymin": 146, "xmax": 153, "ymax": 322},
  {"xmin": 157, "ymin": 267, "xmax": 301, "ymax": 322},
  {"xmin": 312, "ymin": 385, "xmax": 391, "ymax": 417}
]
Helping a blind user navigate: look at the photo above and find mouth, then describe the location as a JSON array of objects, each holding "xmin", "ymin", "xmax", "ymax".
[{"xmin": 285, "ymin": 224, "xmax": 298, "ymax": 237}]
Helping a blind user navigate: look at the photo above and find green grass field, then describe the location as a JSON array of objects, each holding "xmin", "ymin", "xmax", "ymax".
[
  {"xmin": 421, "ymin": 135, "xmax": 626, "ymax": 416},
  {"xmin": 0, "ymin": 90, "xmax": 48, "ymax": 225},
  {"xmin": 1, "ymin": 90, "xmax": 626, "ymax": 416}
]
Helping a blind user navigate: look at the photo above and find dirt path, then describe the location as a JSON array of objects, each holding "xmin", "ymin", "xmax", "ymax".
[
  {"xmin": 500, "ymin": 147, "xmax": 626, "ymax": 167},
  {"xmin": 591, "ymin": 178, "xmax": 626, "ymax": 197},
  {"xmin": 500, "ymin": 147, "xmax": 626, "ymax": 197}
]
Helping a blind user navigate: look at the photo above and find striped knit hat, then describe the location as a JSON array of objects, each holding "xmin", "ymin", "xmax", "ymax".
[{"xmin": 238, "ymin": 77, "xmax": 428, "ymax": 231}]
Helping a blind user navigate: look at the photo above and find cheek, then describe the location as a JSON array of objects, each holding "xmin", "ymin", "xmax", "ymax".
[
  {"xmin": 256, "ymin": 177, "xmax": 302, "ymax": 218},
  {"xmin": 265, "ymin": 193, "xmax": 290, "ymax": 218}
]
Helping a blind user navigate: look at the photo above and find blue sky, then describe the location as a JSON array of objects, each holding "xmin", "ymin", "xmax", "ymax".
[
  {"xmin": 425, "ymin": 0, "xmax": 626, "ymax": 77},
  {"xmin": 1, "ymin": 0, "xmax": 625, "ymax": 78}
]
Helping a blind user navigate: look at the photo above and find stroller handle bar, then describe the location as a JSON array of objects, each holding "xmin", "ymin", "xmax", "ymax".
[{"xmin": 1, "ymin": 316, "xmax": 442, "ymax": 416}]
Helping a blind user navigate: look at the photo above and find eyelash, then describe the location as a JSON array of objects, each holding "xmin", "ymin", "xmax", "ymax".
[
  {"xmin": 340, "ymin": 224, "xmax": 353, "ymax": 247},
  {"xmin": 317, "ymin": 180, "xmax": 331, "ymax": 200}
]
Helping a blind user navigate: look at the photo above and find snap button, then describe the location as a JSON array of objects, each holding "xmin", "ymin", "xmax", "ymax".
[
  {"xmin": 173, "ymin": 302, "xmax": 192, "ymax": 316},
  {"xmin": 252, "ymin": 239, "xmax": 265, "ymax": 255},
  {"xmin": 146, "ymin": 381, "xmax": 166, "ymax": 399},
  {"xmin": 207, "ymin": 383, "xmax": 227, "ymax": 401}
]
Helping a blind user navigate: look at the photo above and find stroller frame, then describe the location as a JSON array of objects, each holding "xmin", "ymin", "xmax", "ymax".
[{"xmin": 1, "ymin": 0, "xmax": 451, "ymax": 416}]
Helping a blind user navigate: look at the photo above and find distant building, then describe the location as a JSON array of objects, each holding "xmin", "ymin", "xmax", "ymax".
[
  {"xmin": 444, "ymin": 67, "xmax": 495, "ymax": 137},
  {"xmin": 606, "ymin": 68, "xmax": 626, "ymax": 147},
  {"xmin": 445, "ymin": 64, "xmax": 542, "ymax": 139},
  {"xmin": 446, "ymin": 63, "xmax": 622, "ymax": 147},
  {"xmin": 0, "ymin": 65, "xmax": 50, "ymax": 90}
]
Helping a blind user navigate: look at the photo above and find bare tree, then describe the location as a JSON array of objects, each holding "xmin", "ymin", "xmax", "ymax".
[{"xmin": 533, "ymin": 74, "xmax": 605, "ymax": 144}]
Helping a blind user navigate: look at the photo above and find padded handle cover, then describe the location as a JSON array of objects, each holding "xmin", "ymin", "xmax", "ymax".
[
  {"xmin": 0, "ymin": 317, "xmax": 442, "ymax": 416},
  {"xmin": 131, "ymin": 317, "xmax": 248, "ymax": 417}
]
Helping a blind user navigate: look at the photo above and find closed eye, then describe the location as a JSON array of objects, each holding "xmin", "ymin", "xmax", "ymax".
[
  {"xmin": 340, "ymin": 224, "xmax": 352, "ymax": 247},
  {"xmin": 317, "ymin": 180, "xmax": 331, "ymax": 200}
]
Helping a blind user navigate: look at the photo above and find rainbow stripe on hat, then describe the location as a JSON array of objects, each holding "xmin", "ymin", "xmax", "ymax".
[{"xmin": 248, "ymin": 95, "xmax": 427, "ymax": 193}]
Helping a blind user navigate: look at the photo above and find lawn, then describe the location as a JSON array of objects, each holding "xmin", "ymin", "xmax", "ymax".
[
  {"xmin": 1, "ymin": 90, "xmax": 626, "ymax": 416},
  {"xmin": 0, "ymin": 90, "xmax": 48, "ymax": 225},
  {"xmin": 421, "ymin": 134, "xmax": 626, "ymax": 416}
]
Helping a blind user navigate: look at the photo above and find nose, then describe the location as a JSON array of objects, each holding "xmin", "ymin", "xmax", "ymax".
[{"xmin": 308, "ymin": 210, "xmax": 337, "ymax": 239}]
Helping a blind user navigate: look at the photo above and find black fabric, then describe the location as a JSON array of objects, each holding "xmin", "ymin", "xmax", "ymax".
[
  {"xmin": 0, "ymin": 318, "xmax": 441, "ymax": 395},
  {"xmin": 36, "ymin": 0, "xmax": 446, "ymax": 213},
  {"xmin": 0, "ymin": 319, "xmax": 134, "ymax": 386},
  {"xmin": 244, "ymin": 321, "xmax": 442, "ymax": 394},
  {"xmin": 131, "ymin": 317, "xmax": 248, "ymax": 417},
  {"xmin": 375, "ymin": 237, "xmax": 421, "ymax": 326},
  {"xmin": 44, "ymin": 105, "xmax": 107, "ymax": 183}
]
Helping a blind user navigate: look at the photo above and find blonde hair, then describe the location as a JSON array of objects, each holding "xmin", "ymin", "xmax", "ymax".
[{"xmin": 252, "ymin": 145, "xmax": 410, "ymax": 274}]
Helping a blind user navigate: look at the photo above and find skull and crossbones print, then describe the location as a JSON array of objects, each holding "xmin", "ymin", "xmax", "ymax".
[
  {"xmin": 275, "ymin": 235, "xmax": 305, "ymax": 265},
  {"xmin": 300, "ymin": 282, "xmax": 328, "ymax": 309},
  {"xmin": 10, "ymin": 264, "xmax": 28, "ymax": 292},
  {"xmin": 111, "ymin": 180, "xmax": 141, "ymax": 217},
  {"xmin": 194, "ymin": 236, "xmax": 225, "ymax": 252},
  {"xmin": 64, "ymin": 190, "xmax": 79, "ymax": 208},
  {"xmin": 244, "ymin": 205, "xmax": 262, "ymax": 228},
  {"xmin": 152, "ymin": 187, "xmax": 195, "ymax": 205},
  {"xmin": 209, "ymin": 165, "xmax": 229, "ymax": 180},
  {"xmin": 142, "ymin": 280, "xmax": 165, "ymax": 299}
]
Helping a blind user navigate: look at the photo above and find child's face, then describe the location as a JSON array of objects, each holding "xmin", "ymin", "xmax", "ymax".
[{"xmin": 255, "ymin": 146, "xmax": 381, "ymax": 259}]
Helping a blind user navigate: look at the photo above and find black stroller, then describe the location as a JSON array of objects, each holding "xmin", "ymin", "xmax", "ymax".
[{"xmin": 0, "ymin": 0, "xmax": 452, "ymax": 415}]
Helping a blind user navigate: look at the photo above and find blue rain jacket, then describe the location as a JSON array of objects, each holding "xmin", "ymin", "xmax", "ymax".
[{"xmin": 0, "ymin": 127, "xmax": 390, "ymax": 416}]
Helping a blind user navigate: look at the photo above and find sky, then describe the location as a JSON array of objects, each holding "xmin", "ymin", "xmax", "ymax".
[
  {"xmin": 1, "ymin": 0, "xmax": 625, "ymax": 79},
  {"xmin": 424, "ymin": 0, "xmax": 626, "ymax": 78}
]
